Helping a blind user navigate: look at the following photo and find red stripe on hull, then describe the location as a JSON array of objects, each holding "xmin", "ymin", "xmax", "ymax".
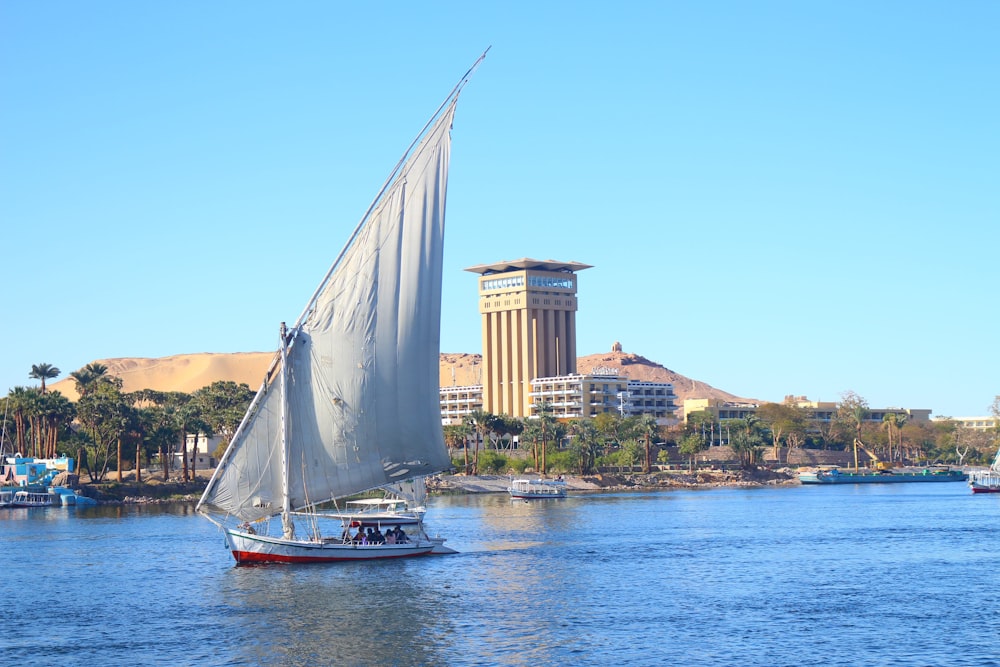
[
  {"xmin": 971, "ymin": 487, "xmax": 1000, "ymax": 494},
  {"xmin": 231, "ymin": 549, "xmax": 433, "ymax": 565}
]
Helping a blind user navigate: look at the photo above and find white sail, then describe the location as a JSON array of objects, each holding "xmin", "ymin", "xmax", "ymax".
[{"xmin": 199, "ymin": 102, "xmax": 456, "ymax": 524}]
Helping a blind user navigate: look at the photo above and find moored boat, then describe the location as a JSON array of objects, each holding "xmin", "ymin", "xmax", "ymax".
[
  {"xmin": 508, "ymin": 478, "xmax": 568, "ymax": 499},
  {"xmin": 799, "ymin": 466, "xmax": 966, "ymax": 485},
  {"xmin": 325, "ymin": 497, "xmax": 424, "ymax": 526},
  {"xmin": 11, "ymin": 490, "xmax": 55, "ymax": 507},
  {"xmin": 969, "ymin": 443, "xmax": 1000, "ymax": 494},
  {"xmin": 196, "ymin": 54, "xmax": 485, "ymax": 564}
]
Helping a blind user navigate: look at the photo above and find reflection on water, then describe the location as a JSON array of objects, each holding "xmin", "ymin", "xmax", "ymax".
[
  {"xmin": 221, "ymin": 559, "xmax": 454, "ymax": 667},
  {"xmin": 3, "ymin": 486, "xmax": 1000, "ymax": 666}
]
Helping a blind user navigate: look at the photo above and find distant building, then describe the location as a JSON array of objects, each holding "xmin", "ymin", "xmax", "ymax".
[
  {"xmin": 932, "ymin": 415, "xmax": 999, "ymax": 431},
  {"xmin": 441, "ymin": 374, "xmax": 677, "ymax": 425},
  {"xmin": 684, "ymin": 397, "xmax": 931, "ymax": 426},
  {"xmin": 170, "ymin": 433, "xmax": 221, "ymax": 469},
  {"xmin": 529, "ymin": 371, "xmax": 677, "ymax": 424},
  {"xmin": 440, "ymin": 384, "xmax": 484, "ymax": 426},
  {"xmin": 464, "ymin": 258, "xmax": 592, "ymax": 419},
  {"xmin": 440, "ymin": 258, "xmax": 680, "ymax": 427}
]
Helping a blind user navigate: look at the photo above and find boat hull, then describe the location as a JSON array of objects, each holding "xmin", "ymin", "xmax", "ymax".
[
  {"xmin": 225, "ymin": 529, "xmax": 436, "ymax": 565},
  {"xmin": 509, "ymin": 490, "xmax": 567, "ymax": 499}
]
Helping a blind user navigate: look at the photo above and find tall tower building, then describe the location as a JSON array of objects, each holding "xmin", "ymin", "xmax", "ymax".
[{"xmin": 464, "ymin": 258, "xmax": 592, "ymax": 418}]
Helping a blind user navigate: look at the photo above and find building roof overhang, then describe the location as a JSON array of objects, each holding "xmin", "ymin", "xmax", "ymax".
[{"xmin": 464, "ymin": 257, "xmax": 593, "ymax": 275}]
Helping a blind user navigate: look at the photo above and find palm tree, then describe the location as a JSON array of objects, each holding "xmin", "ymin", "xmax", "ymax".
[
  {"xmin": 535, "ymin": 401, "xmax": 556, "ymax": 475},
  {"xmin": 7, "ymin": 387, "xmax": 33, "ymax": 454},
  {"xmin": 520, "ymin": 420, "xmax": 543, "ymax": 471},
  {"xmin": 29, "ymin": 363, "xmax": 60, "ymax": 393},
  {"xmin": 39, "ymin": 391, "xmax": 74, "ymax": 458},
  {"xmin": 21, "ymin": 388, "xmax": 43, "ymax": 457},
  {"xmin": 637, "ymin": 414, "xmax": 659, "ymax": 473},
  {"xmin": 728, "ymin": 414, "xmax": 766, "ymax": 470},
  {"xmin": 70, "ymin": 362, "xmax": 110, "ymax": 397},
  {"xmin": 443, "ymin": 423, "xmax": 471, "ymax": 456},
  {"xmin": 567, "ymin": 418, "xmax": 601, "ymax": 474},
  {"xmin": 466, "ymin": 410, "xmax": 496, "ymax": 475}
]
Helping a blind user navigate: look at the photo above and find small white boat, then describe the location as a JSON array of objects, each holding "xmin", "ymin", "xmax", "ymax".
[
  {"xmin": 508, "ymin": 478, "xmax": 567, "ymax": 500},
  {"xmin": 326, "ymin": 498, "xmax": 424, "ymax": 526},
  {"xmin": 11, "ymin": 490, "xmax": 54, "ymax": 507}
]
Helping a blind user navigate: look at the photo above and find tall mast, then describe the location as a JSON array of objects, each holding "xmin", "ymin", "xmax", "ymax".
[{"xmin": 278, "ymin": 322, "xmax": 294, "ymax": 538}]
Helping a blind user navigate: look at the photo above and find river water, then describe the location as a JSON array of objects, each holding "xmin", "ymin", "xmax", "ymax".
[{"xmin": 2, "ymin": 483, "xmax": 999, "ymax": 667}]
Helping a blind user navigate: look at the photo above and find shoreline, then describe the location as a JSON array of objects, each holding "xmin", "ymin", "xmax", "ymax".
[
  {"xmin": 75, "ymin": 468, "xmax": 799, "ymax": 505},
  {"xmin": 430, "ymin": 468, "xmax": 798, "ymax": 494}
]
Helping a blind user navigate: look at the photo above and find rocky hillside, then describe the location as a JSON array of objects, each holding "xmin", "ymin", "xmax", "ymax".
[{"xmin": 50, "ymin": 349, "xmax": 755, "ymax": 408}]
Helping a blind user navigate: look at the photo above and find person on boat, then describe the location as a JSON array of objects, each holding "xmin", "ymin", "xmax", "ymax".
[
  {"xmin": 395, "ymin": 527, "xmax": 408, "ymax": 543},
  {"xmin": 385, "ymin": 529, "xmax": 397, "ymax": 545},
  {"xmin": 370, "ymin": 527, "xmax": 385, "ymax": 544},
  {"xmin": 352, "ymin": 527, "xmax": 366, "ymax": 544}
]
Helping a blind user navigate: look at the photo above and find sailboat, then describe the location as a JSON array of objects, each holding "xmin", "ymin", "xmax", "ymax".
[{"xmin": 196, "ymin": 54, "xmax": 486, "ymax": 564}]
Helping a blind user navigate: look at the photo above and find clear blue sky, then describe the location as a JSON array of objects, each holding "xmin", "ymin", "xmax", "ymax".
[{"xmin": 2, "ymin": 1, "xmax": 997, "ymax": 418}]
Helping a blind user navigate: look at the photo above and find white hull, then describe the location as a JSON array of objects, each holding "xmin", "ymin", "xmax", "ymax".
[{"xmin": 225, "ymin": 529, "xmax": 438, "ymax": 564}]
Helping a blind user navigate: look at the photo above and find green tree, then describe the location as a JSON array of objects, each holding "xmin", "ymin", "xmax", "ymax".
[
  {"xmin": 534, "ymin": 401, "xmax": 557, "ymax": 474},
  {"xmin": 22, "ymin": 388, "xmax": 43, "ymax": 457},
  {"xmin": 70, "ymin": 362, "xmax": 112, "ymax": 396},
  {"xmin": 838, "ymin": 391, "xmax": 870, "ymax": 469},
  {"xmin": 615, "ymin": 438, "xmax": 644, "ymax": 469},
  {"xmin": 635, "ymin": 414, "xmax": 660, "ymax": 473},
  {"xmin": 678, "ymin": 432, "xmax": 706, "ymax": 471},
  {"xmin": 176, "ymin": 396, "xmax": 211, "ymax": 482},
  {"xmin": 192, "ymin": 381, "xmax": 254, "ymax": 447},
  {"xmin": 443, "ymin": 422, "xmax": 472, "ymax": 457},
  {"xmin": 75, "ymin": 381, "xmax": 132, "ymax": 482},
  {"xmin": 38, "ymin": 391, "xmax": 74, "ymax": 458},
  {"xmin": 520, "ymin": 419, "xmax": 543, "ymax": 472},
  {"xmin": 492, "ymin": 415, "xmax": 524, "ymax": 452},
  {"xmin": 727, "ymin": 414, "xmax": 766, "ymax": 470},
  {"xmin": 566, "ymin": 418, "xmax": 601, "ymax": 474},
  {"xmin": 466, "ymin": 410, "xmax": 497, "ymax": 475},
  {"xmin": 137, "ymin": 402, "xmax": 182, "ymax": 482},
  {"xmin": 6, "ymin": 387, "xmax": 33, "ymax": 454},
  {"xmin": 757, "ymin": 402, "xmax": 808, "ymax": 461},
  {"xmin": 29, "ymin": 363, "xmax": 60, "ymax": 393}
]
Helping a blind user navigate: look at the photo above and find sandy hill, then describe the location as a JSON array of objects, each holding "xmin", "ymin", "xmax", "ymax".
[
  {"xmin": 49, "ymin": 350, "xmax": 754, "ymax": 408},
  {"xmin": 49, "ymin": 352, "xmax": 275, "ymax": 401}
]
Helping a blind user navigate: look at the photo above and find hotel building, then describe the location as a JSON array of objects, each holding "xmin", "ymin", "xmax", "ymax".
[
  {"xmin": 440, "ymin": 257, "xmax": 677, "ymax": 426},
  {"xmin": 463, "ymin": 258, "xmax": 592, "ymax": 419}
]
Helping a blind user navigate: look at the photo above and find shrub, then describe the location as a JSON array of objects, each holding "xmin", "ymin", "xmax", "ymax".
[
  {"xmin": 508, "ymin": 458, "xmax": 529, "ymax": 474},
  {"xmin": 545, "ymin": 450, "xmax": 575, "ymax": 473},
  {"xmin": 477, "ymin": 450, "xmax": 508, "ymax": 474}
]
